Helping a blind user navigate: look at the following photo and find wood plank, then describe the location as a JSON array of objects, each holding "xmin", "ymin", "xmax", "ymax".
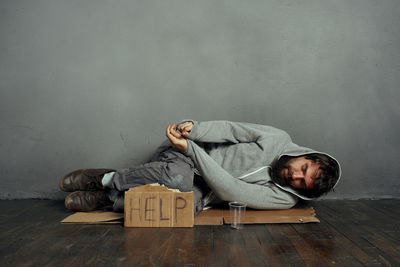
[
  {"xmin": 284, "ymin": 224, "xmax": 330, "ymax": 267},
  {"xmin": 241, "ymin": 225, "xmax": 270, "ymax": 266},
  {"xmin": 212, "ymin": 226, "xmax": 232, "ymax": 267},
  {"xmin": 259, "ymin": 225, "xmax": 291, "ymax": 267},
  {"xmin": 194, "ymin": 226, "xmax": 215, "ymax": 266},
  {"xmin": 266, "ymin": 224, "xmax": 307, "ymax": 266},
  {"xmin": 317, "ymin": 200, "xmax": 399, "ymax": 266}
]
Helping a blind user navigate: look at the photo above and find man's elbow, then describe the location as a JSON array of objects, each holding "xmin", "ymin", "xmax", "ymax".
[
  {"xmin": 280, "ymin": 195, "xmax": 299, "ymax": 209},
  {"xmin": 248, "ymin": 196, "xmax": 298, "ymax": 210}
]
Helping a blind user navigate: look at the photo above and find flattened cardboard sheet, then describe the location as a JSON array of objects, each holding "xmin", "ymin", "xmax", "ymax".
[
  {"xmin": 194, "ymin": 209, "xmax": 224, "ymax": 225},
  {"xmin": 61, "ymin": 211, "xmax": 123, "ymax": 224},
  {"xmin": 194, "ymin": 202, "xmax": 319, "ymax": 225},
  {"xmin": 61, "ymin": 204, "xmax": 319, "ymax": 225}
]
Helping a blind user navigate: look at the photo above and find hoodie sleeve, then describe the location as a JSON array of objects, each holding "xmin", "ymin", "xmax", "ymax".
[
  {"xmin": 180, "ymin": 120, "xmax": 290, "ymax": 146},
  {"xmin": 184, "ymin": 140, "xmax": 298, "ymax": 209}
]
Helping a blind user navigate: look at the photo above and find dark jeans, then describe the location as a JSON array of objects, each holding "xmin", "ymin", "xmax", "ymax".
[{"xmin": 111, "ymin": 147, "xmax": 208, "ymax": 215}]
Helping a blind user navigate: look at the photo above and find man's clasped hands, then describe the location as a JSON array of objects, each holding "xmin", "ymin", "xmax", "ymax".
[{"xmin": 166, "ymin": 121, "xmax": 194, "ymax": 152}]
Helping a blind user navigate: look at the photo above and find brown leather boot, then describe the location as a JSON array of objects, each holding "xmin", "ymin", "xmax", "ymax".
[
  {"xmin": 65, "ymin": 191, "xmax": 113, "ymax": 211},
  {"xmin": 59, "ymin": 168, "xmax": 116, "ymax": 192}
]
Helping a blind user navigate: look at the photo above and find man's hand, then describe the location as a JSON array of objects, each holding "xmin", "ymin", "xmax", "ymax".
[
  {"xmin": 177, "ymin": 121, "xmax": 194, "ymax": 137},
  {"xmin": 166, "ymin": 123, "xmax": 188, "ymax": 152}
]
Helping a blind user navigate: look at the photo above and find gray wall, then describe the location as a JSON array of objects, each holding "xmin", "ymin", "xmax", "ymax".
[{"xmin": 1, "ymin": 0, "xmax": 399, "ymax": 200}]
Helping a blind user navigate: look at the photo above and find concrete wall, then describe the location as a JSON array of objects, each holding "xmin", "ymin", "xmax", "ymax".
[{"xmin": 1, "ymin": 0, "xmax": 399, "ymax": 199}]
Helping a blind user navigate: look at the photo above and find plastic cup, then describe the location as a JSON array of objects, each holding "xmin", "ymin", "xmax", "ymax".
[{"xmin": 229, "ymin": 202, "xmax": 247, "ymax": 229}]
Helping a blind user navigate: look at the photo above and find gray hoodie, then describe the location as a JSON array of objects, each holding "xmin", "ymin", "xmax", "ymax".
[{"xmin": 181, "ymin": 120, "xmax": 341, "ymax": 209}]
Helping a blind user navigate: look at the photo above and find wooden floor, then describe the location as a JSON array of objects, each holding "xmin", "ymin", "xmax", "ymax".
[{"xmin": 0, "ymin": 200, "xmax": 399, "ymax": 266}]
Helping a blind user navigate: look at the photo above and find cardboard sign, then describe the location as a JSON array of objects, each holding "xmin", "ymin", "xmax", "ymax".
[{"xmin": 124, "ymin": 184, "xmax": 194, "ymax": 227}]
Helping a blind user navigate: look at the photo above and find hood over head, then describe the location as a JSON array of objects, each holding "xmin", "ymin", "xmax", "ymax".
[{"xmin": 272, "ymin": 142, "xmax": 342, "ymax": 200}]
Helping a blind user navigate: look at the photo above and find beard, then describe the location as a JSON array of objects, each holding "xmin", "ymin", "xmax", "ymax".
[{"xmin": 270, "ymin": 155, "xmax": 292, "ymax": 187}]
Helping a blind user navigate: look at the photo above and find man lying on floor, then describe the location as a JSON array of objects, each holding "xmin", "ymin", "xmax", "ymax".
[{"xmin": 59, "ymin": 120, "xmax": 341, "ymax": 215}]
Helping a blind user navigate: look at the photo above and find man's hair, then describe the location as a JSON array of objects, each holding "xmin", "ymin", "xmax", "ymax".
[{"xmin": 297, "ymin": 153, "xmax": 340, "ymax": 198}]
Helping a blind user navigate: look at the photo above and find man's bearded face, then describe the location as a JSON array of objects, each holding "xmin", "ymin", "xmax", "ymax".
[{"xmin": 271, "ymin": 156, "xmax": 321, "ymax": 190}]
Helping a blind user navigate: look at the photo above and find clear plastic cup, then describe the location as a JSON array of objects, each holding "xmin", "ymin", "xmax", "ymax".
[{"xmin": 229, "ymin": 202, "xmax": 247, "ymax": 229}]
